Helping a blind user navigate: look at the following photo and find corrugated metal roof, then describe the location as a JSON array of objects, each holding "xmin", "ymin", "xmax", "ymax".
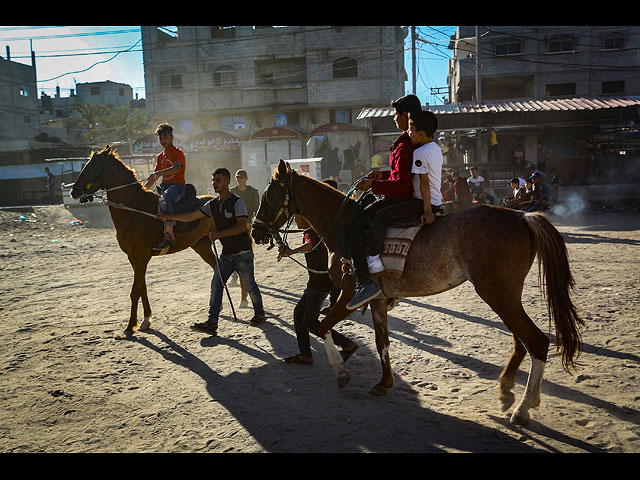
[{"xmin": 357, "ymin": 96, "xmax": 640, "ymax": 119}]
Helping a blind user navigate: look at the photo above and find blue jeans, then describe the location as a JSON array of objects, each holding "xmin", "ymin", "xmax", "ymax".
[
  {"xmin": 207, "ymin": 250, "xmax": 263, "ymax": 328},
  {"xmin": 159, "ymin": 183, "xmax": 186, "ymax": 226}
]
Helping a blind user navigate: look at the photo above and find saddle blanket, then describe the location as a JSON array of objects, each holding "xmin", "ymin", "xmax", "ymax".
[{"xmin": 380, "ymin": 225, "xmax": 422, "ymax": 278}]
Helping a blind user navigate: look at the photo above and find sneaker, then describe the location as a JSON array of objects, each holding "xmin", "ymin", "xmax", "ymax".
[
  {"xmin": 346, "ymin": 282, "xmax": 382, "ymax": 310},
  {"xmin": 366, "ymin": 254, "xmax": 385, "ymax": 274},
  {"xmin": 250, "ymin": 312, "xmax": 267, "ymax": 325}
]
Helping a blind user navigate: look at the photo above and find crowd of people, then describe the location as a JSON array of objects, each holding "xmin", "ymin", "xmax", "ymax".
[{"xmin": 439, "ymin": 164, "xmax": 558, "ymax": 213}]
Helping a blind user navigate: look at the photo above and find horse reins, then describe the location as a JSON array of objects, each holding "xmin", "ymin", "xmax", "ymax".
[{"xmin": 258, "ymin": 172, "xmax": 368, "ymax": 275}]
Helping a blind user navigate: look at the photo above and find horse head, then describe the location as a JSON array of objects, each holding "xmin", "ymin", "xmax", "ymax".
[
  {"xmin": 70, "ymin": 145, "xmax": 113, "ymax": 203},
  {"xmin": 252, "ymin": 159, "xmax": 298, "ymax": 245}
]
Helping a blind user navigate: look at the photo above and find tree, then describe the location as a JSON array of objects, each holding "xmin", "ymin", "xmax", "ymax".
[
  {"xmin": 99, "ymin": 105, "xmax": 150, "ymax": 154},
  {"xmin": 70, "ymin": 102, "xmax": 109, "ymax": 142}
]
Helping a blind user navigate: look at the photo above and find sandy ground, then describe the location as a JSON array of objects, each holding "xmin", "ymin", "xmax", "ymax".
[{"xmin": 0, "ymin": 202, "xmax": 639, "ymax": 453}]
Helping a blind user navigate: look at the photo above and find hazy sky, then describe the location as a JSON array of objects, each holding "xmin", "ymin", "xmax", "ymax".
[{"xmin": 0, "ymin": 26, "xmax": 454, "ymax": 105}]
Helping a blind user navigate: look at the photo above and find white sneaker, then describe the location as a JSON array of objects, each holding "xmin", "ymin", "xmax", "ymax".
[{"xmin": 366, "ymin": 254, "xmax": 385, "ymax": 274}]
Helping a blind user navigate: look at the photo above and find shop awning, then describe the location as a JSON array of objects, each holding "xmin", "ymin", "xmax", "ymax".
[{"xmin": 357, "ymin": 96, "xmax": 640, "ymax": 119}]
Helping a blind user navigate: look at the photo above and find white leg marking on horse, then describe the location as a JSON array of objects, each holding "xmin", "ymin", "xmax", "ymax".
[
  {"xmin": 511, "ymin": 357, "xmax": 545, "ymax": 425},
  {"xmin": 139, "ymin": 316, "xmax": 151, "ymax": 331},
  {"xmin": 323, "ymin": 334, "xmax": 344, "ymax": 371}
]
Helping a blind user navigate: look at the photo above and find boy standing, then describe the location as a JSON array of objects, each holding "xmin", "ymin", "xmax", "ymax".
[{"xmin": 145, "ymin": 123, "xmax": 187, "ymax": 251}]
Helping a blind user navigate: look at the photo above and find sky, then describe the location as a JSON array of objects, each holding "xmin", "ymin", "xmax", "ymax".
[{"xmin": 0, "ymin": 25, "xmax": 455, "ymax": 106}]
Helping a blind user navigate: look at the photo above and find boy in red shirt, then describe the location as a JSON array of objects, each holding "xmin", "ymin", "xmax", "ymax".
[
  {"xmin": 344, "ymin": 94, "xmax": 421, "ymax": 310},
  {"xmin": 144, "ymin": 123, "xmax": 187, "ymax": 250}
]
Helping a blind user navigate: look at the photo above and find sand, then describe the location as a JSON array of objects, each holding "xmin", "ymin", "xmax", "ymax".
[{"xmin": 0, "ymin": 203, "xmax": 638, "ymax": 453}]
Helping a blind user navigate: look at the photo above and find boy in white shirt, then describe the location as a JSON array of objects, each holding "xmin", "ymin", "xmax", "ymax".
[
  {"xmin": 363, "ymin": 110, "xmax": 442, "ymax": 277},
  {"xmin": 407, "ymin": 110, "xmax": 443, "ymax": 225}
]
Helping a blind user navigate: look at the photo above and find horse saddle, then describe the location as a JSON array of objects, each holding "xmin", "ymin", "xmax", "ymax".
[
  {"xmin": 379, "ymin": 206, "xmax": 446, "ymax": 278},
  {"xmin": 157, "ymin": 184, "xmax": 207, "ymax": 234}
]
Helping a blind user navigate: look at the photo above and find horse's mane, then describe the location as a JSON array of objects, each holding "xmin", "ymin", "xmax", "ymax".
[
  {"xmin": 274, "ymin": 167, "xmax": 349, "ymax": 201},
  {"xmin": 95, "ymin": 145, "xmax": 152, "ymax": 193}
]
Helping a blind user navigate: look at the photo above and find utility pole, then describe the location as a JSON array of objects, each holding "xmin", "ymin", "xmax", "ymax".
[
  {"xmin": 475, "ymin": 26, "xmax": 481, "ymax": 105},
  {"xmin": 411, "ymin": 26, "xmax": 417, "ymax": 95},
  {"xmin": 475, "ymin": 26, "xmax": 482, "ymax": 164}
]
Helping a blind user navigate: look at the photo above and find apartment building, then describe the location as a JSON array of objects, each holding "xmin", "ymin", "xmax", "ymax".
[
  {"xmin": 449, "ymin": 26, "xmax": 640, "ymax": 103},
  {"xmin": 0, "ymin": 47, "xmax": 41, "ymax": 149},
  {"xmin": 140, "ymin": 25, "xmax": 408, "ymax": 192}
]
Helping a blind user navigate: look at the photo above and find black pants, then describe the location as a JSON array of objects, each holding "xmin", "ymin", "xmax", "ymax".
[
  {"xmin": 293, "ymin": 288, "xmax": 351, "ymax": 358},
  {"xmin": 344, "ymin": 196, "xmax": 423, "ymax": 284}
]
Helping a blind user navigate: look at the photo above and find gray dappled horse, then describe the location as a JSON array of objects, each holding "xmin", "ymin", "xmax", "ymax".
[{"xmin": 252, "ymin": 160, "xmax": 584, "ymax": 425}]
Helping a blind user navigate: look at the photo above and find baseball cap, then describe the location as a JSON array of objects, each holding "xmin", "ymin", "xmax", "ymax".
[{"xmin": 235, "ymin": 169, "xmax": 248, "ymax": 178}]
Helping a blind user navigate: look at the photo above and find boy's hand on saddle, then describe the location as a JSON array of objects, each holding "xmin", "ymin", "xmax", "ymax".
[
  {"xmin": 355, "ymin": 178, "xmax": 373, "ymax": 191},
  {"xmin": 421, "ymin": 211, "xmax": 436, "ymax": 225}
]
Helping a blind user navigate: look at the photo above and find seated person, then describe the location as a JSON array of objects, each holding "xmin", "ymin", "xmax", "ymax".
[
  {"xmin": 502, "ymin": 177, "xmax": 527, "ymax": 209},
  {"xmin": 452, "ymin": 171, "xmax": 473, "ymax": 210},
  {"xmin": 518, "ymin": 179, "xmax": 535, "ymax": 210},
  {"xmin": 467, "ymin": 166, "xmax": 495, "ymax": 204},
  {"xmin": 523, "ymin": 171, "xmax": 551, "ymax": 211},
  {"xmin": 343, "ymin": 94, "xmax": 420, "ymax": 311},
  {"xmin": 144, "ymin": 123, "xmax": 187, "ymax": 250}
]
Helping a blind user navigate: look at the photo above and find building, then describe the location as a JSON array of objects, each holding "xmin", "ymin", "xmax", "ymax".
[
  {"xmin": 0, "ymin": 46, "xmax": 41, "ymax": 150},
  {"xmin": 358, "ymin": 26, "xmax": 640, "ymax": 195},
  {"xmin": 448, "ymin": 26, "xmax": 640, "ymax": 104},
  {"xmin": 140, "ymin": 25, "xmax": 408, "ymax": 193}
]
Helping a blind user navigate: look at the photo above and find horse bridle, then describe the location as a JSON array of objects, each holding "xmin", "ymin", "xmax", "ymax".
[
  {"xmin": 74, "ymin": 151, "xmax": 145, "ymax": 204},
  {"xmin": 253, "ymin": 170, "xmax": 300, "ymax": 245}
]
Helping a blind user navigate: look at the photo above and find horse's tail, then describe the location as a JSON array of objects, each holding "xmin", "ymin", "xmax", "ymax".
[{"xmin": 522, "ymin": 212, "xmax": 585, "ymax": 373}]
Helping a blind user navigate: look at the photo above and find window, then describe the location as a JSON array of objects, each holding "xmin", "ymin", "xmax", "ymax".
[
  {"xmin": 274, "ymin": 112, "xmax": 298, "ymax": 127},
  {"xmin": 495, "ymin": 40, "xmax": 522, "ymax": 56},
  {"xmin": 330, "ymin": 109, "xmax": 351, "ymax": 124},
  {"xmin": 602, "ymin": 80, "xmax": 625, "ymax": 95},
  {"xmin": 90, "ymin": 87, "xmax": 100, "ymax": 96},
  {"xmin": 545, "ymin": 83, "xmax": 575, "ymax": 97},
  {"xmin": 548, "ymin": 36, "xmax": 574, "ymax": 53},
  {"xmin": 19, "ymin": 86, "xmax": 29, "ymax": 96},
  {"xmin": 220, "ymin": 115, "xmax": 246, "ymax": 130},
  {"xmin": 211, "ymin": 26, "xmax": 235, "ymax": 39},
  {"xmin": 603, "ymin": 33, "xmax": 625, "ymax": 50},
  {"xmin": 160, "ymin": 70, "xmax": 182, "ymax": 89},
  {"xmin": 332, "ymin": 57, "xmax": 358, "ymax": 78},
  {"xmin": 214, "ymin": 66, "xmax": 237, "ymax": 87},
  {"xmin": 119, "ymin": 88, "xmax": 125, "ymax": 96}
]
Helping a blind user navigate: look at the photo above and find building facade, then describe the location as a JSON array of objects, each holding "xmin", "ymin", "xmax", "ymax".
[
  {"xmin": 0, "ymin": 48, "xmax": 41, "ymax": 149},
  {"xmin": 140, "ymin": 25, "xmax": 408, "ymax": 193},
  {"xmin": 449, "ymin": 26, "xmax": 640, "ymax": 103}
]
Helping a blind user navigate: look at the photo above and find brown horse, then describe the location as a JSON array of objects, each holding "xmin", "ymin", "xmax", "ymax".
[
  {"xmin": 252, "ymin": 160, "xmax": 584, "ymax": 425},
  {"xmin": 70, "ymin": 145, "xmax": 231, "ymax": 337}
]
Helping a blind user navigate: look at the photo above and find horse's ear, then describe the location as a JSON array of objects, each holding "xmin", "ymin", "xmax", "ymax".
[{"xmin": 276, "ymin": 159, "xmax": 288, "ymax": 178}]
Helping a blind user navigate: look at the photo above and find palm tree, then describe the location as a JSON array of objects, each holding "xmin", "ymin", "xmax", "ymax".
[
  {"xmin": 70, "ymin": 102, "xmax": 110, "ymax": 142},
  {"xmin": 99, "ymin": 105, "xmax": 150, "ymax": 154}
]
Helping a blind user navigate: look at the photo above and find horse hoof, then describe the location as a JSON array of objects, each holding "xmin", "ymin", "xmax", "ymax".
[
  {"xmin": 499, "ymin": 392, "xmax": 515, "ymax": 412},
  {"xmin": 139, "ymin": 317, "xmax": 151, "ymax": 331},
  {"xmin": 337, "ymin": 370, "xmax": 351, "ymax": 389},
  {"xmin": 510, "ymin": 409, "xmax": 530, "ymax": 426},
  {"xmin": 114, "ymin": 329, "xmax": 134, "ymax": 340},
  {"xmin": 368, "ymin": 385, "xmax": 388, "ymax": 396}
]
